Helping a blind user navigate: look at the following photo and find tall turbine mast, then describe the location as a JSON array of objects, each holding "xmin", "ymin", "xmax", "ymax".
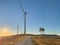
[
  {"xmin": 19, "ymin": 1, "xmax": 27, "ymax": 35},
  {"xmin": 17, "ymin": 25, "xmax": 19, "ymax": 35}
]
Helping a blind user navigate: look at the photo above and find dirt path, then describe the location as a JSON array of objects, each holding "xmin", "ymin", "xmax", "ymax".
[{"xmin": 15, "ymin": 36, "xmax": 33, "ymax": 45}]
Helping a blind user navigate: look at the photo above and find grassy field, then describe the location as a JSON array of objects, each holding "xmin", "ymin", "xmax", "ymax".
[
  {"xmin": 31, "ymin": 35, "xmax": 60, "ymax": 45},
  {"xmin": 0, "ymin": 34, "xmax": 26, "ymax": 45},
  {"xmin": 0, "ymin": 34, "xmax": 60, "ymax": 45}
]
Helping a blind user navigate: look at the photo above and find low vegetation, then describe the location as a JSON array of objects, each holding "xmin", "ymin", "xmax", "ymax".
[
  {"xmin": 32, "ymin": 35, "xmax": 60, "ymax": 45},
  {"xmin": 0, "ymin": 34, "xmax": 60, "ymax": 45},
  {"xmin": 0, "ymin": 34, "xmax": 26, "ymax": 45}
]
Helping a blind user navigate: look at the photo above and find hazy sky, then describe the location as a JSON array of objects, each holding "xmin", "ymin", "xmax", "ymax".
[{"xmin": 0, "ymin": 0, "xmax": 60, "ymax": 35}]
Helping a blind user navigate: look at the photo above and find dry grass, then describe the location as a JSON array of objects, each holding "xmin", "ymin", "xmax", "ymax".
[
  {"xmin": 0, "ymin": 34, "xmax": 26, "ymax": 45},
  {"xmin": 32, "ymin": 36, "xmax": 60, "ymax": 45},
  {"xmin": 0, "ymin": 34, "xmax": 60, "ymax": 45}
]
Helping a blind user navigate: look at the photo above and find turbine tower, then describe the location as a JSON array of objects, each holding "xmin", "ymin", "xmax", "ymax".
[
  {"xmin": 17, "ymin": 25, "xmax": 19, "ymax": 35},
  {"xmin": 19, "ymin": 1, "xmax": 27, "ymax": 35}
]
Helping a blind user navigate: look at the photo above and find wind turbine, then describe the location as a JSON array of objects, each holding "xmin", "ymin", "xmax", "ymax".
[
  {"xmin": 19, "ymin": 1, "xmax": 27, "ymax": 35},
  {"xmin": 17, "ymin": 25, "xmax": 19, "ymax": 35}
]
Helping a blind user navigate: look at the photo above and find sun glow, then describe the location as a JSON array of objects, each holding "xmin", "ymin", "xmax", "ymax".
[{"xmin": 0, "ymin": 26, "xmax": 12, "ymax": 36}]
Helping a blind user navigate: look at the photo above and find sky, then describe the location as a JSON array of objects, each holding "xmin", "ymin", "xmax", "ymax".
[{"xmin": 0, "ymin": 0, "xmax": 60, "ymax": 35}]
